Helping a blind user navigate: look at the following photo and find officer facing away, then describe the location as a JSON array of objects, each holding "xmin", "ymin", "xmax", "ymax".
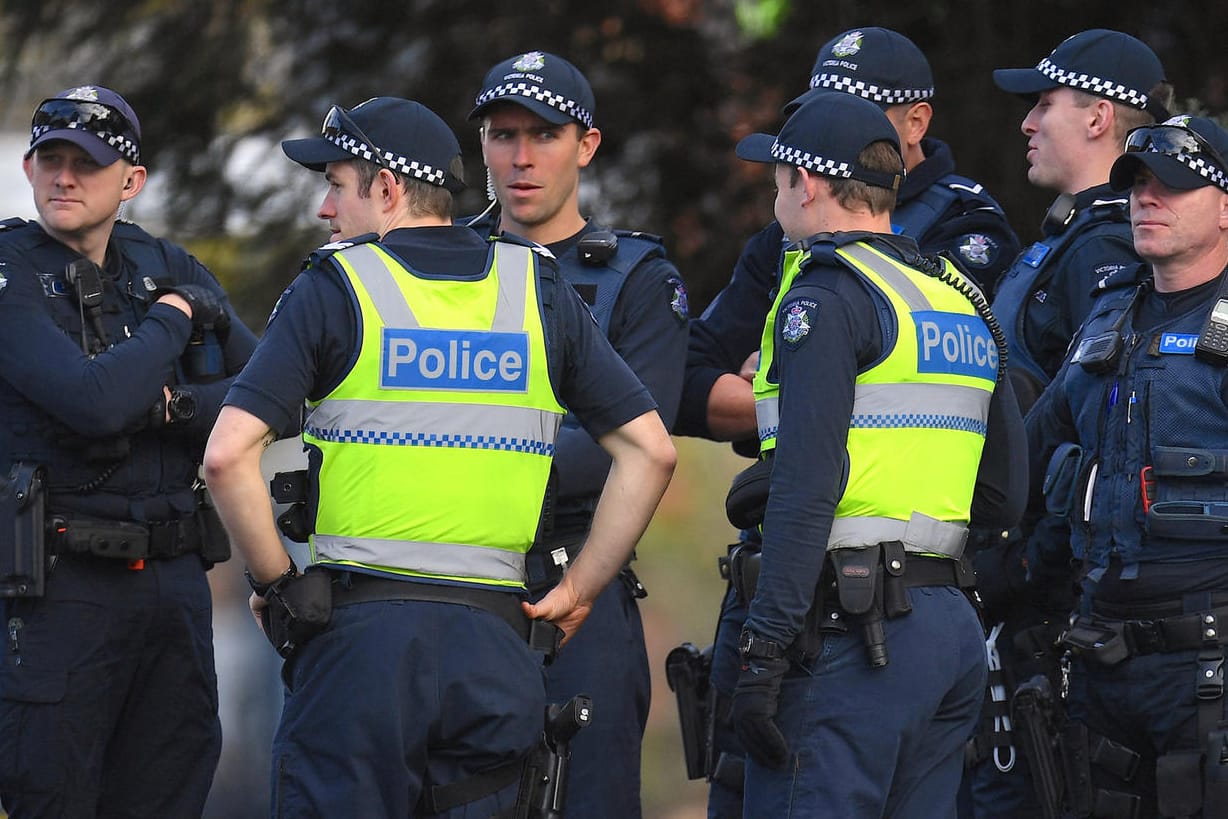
[
  {"xmin": 467, "ymin": 50, "xmax": 688, "ymax": 819},
  {"xmin": 202, "ymin": 96, "xmax": 676, "ymax": 818},
  {"xmin": 670, "ymin": 26, "xmax": 1019, "ymax": 819},
  {"xmin": 1027, "ymin": 115, "xmax": 1228, "ymax": 819},
  {"xmin": 730, "ymin": 90, "xmax": 1026, "ymax": 818},
  {"xmin": 0, "ymin": 86, "xmax": 258, "ymax": 816}
]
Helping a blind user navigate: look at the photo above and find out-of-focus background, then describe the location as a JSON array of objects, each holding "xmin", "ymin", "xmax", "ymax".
[{"xmin": 1, "ymin": 2, "xmax": 1226, "ymax": 816}]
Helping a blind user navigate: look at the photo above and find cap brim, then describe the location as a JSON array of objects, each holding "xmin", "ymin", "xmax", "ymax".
[
  {"xmin": 1110, "ymin": 152, "xmax": 1212, "ymax": 193},
  {"xmin": 468, "ymin": 96, "xmax": 576, "ymax": 126},
  {"xmin": 281, "ymin": 136, "xmax": 353, "ymax": 172},
  {"xmin": 736, "ymin": 133, "xmax": 777, "ymax": 164},
  {"xmin": 992, "ymin": 67, "xmax": 1058, "ymax": 96},
  {"xmin": 26, "ymin": 130, "xmax": 123, "ymax": 166}
]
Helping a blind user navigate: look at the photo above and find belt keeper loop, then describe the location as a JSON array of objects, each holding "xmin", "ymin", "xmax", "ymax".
[{"xmin": 1197, "ymin": 648, "xmax": 1225, "ymax": 701}]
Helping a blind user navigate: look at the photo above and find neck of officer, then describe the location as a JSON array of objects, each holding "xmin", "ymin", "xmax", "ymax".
[
  {"xmin": 45, "ymin": 220, "xmax": 115, "ymax": 268},
  {"xmin": 379, "ymin": 213, "xmax": 452, "ymax": 237},
  {"xmin": 1151, "ymin": 240, "xmax": 1228, "ymax": 294},
  {"xmin": 497, "ymin": 191, "xmax": 586, "ymax": 246}
]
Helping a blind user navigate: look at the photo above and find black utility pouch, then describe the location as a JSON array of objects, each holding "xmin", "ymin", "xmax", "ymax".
[
  {"xmin": 725, "ymin": 457, "xmax": 771, "ymax": 530},
  {"xmin": 1063, "ymin": 617, "xmax": 1130, "ymax": 666},
  {"xmin": 261, "ymin": 569, "xmax": 333, "ymax": 659},
  {"xmin": 195, "ymin": 484, "xmax": 231, "ymax": 567},
  {"xmin": 830, "ymin": 545, "xmax": 881, "ymax": 616}
]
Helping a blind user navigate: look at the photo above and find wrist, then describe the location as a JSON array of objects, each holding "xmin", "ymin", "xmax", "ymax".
[
  {"xmin": 244, "ymin": 558, "xmax": 298, "ymax": 597},
  {"xmin": 739, "ymin": 627, "xmax": 785, "ymax": 660}
]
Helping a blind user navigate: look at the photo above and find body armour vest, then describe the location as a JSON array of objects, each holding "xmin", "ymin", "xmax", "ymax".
[
  {"xmin": 1054, "ymin": 278, "xmax": 1228, "ymax": 571},
  {"xmin": 0, "ymin": 219, "xmax": 199, "ymax": 520},
  {"xmin": 992, "ymin": 197, "xmax": 1129, "ymax": 389},
  {"xmin": 754, "ymin": 240, "xmax": 997, "ymax": 553},
  {"xmin": 304, "ymin": 240, "xmax": 566, "ymax": 588},
  {"xmin": 892, "ymin": 173, "xmax": 1007, "ymax": 241}
]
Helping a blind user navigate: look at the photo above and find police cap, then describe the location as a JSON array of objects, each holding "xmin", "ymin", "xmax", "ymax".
[
  {"xmin": 27, "ymin": 85, "xmax": 142, "ymax": 167},
  {"xmin": 469, "ymin": 51, "xmax": 596, "ymax": 130},
  {"xmin": 786, "ymin": 27, "xmax": 934, "ymax": 115},
  {"xmin": 1110, "ymin": 115, "xmax": 1228, "ymax": 194}
]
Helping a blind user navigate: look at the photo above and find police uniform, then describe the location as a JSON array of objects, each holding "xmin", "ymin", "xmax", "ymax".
[
  {"xmin": 225, "ymin": 221, "xmax": 656, "ymax": 816},
  {"xmin": 0, "ymin": 213, "xmax": 256, "ymax": 815}
]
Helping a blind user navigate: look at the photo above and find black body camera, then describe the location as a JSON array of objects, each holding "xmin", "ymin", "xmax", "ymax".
[{"xmin": 577, "ymin": 230, "xmax": 618, "ymax": 265}]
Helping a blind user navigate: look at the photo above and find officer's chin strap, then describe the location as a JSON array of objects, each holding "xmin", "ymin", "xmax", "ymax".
[{"xmin": 985, "ymin": 621, "xmax": 1017, "ymax": 773}]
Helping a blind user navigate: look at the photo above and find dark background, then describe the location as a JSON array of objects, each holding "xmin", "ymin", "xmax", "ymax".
[{"xmin": 2, "ymin": 3, "xmax": 1226, "ymax": 816}]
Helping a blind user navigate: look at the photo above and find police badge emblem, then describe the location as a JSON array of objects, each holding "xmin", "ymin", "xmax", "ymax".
[
  {"xmin": 513, "ymin": 52, "xmax": 546, "ymax": 72},
  {"xmin": 66, "ymin": 86, "xmax": 101, "ymax": 101},
  {"xmin": 831, "ymin": 32, "xmax": 864, "ymax": 58},
  {"xmin": 781, "ymin": 302, "xmax": 812, "ymax": 343},
  {"xmin": 958, "ymin": 234, "xmax": 996, "ymax": 267},
  {"xmin": 670, "ymin": 279, "xmax": 689, "ymax": 322}
]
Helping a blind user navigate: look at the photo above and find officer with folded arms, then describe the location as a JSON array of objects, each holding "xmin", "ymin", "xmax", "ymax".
[
  {"xmin": 466, "ymin": 50, "xmax": 688, "ymax": 819},
  {"xmin": 203, "ymin": 96, "xmax": 676, "ymax": 817},
  {"xmin": 1027, "ymin": 115, "xmax": 1228, "ymax": 819},
  {"xmin": 730, "ymin": 89, "xmax": 1025, "ymax": 818},
  {"xmin": 0, "ymin": 86, "xmax": 257, "ymax": 817}
]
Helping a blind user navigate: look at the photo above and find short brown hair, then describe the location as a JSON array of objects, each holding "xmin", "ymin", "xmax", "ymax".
[
  {"xmin": 353, "ymin": 155, "xmax": 463, "ymax": 219},
  {"xmin": 825, "ymin": 140, "xmax": 902, "ymax": 215}
]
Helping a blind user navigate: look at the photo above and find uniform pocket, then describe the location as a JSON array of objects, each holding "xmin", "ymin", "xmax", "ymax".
[{"xmin": 0, "ymin": 666, "xmax": 69, "ymax": 791}]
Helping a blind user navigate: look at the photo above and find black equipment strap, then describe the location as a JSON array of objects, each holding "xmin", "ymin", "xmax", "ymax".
[{"xmin": 422, "ymin": 756, "xmax": 526, "ymax": 814}]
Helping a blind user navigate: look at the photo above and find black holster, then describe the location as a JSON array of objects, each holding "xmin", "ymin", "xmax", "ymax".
[
  {"xmin": 830, "ymin": 545, "xmax": 889, "ymax": 668},
  {"xmin": 194, "ymin": 482, "xmax": 231, "ymax": 566},
  {"xmin": 260, "ymin": 569, "xmax": 333, "ymax": 659},
  {"xmin": 665, "ymin": 642, "xmax": 713, "ymax": 780},
  {"xmin": 0, "ymin": 462, "xmax": 46, "ymax": 598}
]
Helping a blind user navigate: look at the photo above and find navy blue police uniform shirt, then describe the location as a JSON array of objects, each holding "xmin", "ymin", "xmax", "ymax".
[
  {"xmin": 0, "ymin": 219, "xmax": 258, "ymax": 520},
  {"xmin": 544, "ymin": 222, "xmax": 687, "ymax": 509},
  {"xmin": 1026, "ymin": 271, "xmax": 1228, "ymax": 603},
  {"xmin": 225, "ymin": 225, "xmax": 655, "ymax": 446},
  {"xmin": 742, "ymin": 234, "xmax": 1027, "ymax": 646},
  {"xmin": 1015, "ymin": 183, "xmax": 1139, "ymax": 382},
  {"xmin": 675, "ymin": 140, "xmax": 1017, "ymax": 442}
]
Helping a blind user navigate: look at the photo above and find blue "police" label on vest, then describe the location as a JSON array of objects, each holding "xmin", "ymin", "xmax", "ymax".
[
  {"xmin": 1158, "ymin": 333, "xmax": 1199, "ymax": 355},
  {"xmin": 915, "ymin": 312, "xmax": 998, "ymax": 379},
  {"xmin": 381, "ymin": 328, "xmax": 529, "ymax": 391},
  {"xmin": 1021, "ymin": 242, "xmax": 1051, "ymax": 268}
]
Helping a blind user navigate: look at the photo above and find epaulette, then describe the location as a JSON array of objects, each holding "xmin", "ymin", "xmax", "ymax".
[
  {"xmin": 612, "ymin": 229, "xmax": 664, "ymax": 245},
  {"xmin": 1091, "ymin": 261, "xmax": 1148, "ymax": 297},
  {"xmin": 302, "ymin": 232, "xmax": 379, "ymax": 271},
  {"xmin": 0, "ymin": 217, "xmax": 30, "ymax": 232}
]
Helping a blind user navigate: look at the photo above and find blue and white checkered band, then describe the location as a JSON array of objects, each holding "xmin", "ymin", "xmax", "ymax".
[
  {"xmin": 1149, "ymin": 148, "xmax": 1228, "ymax": 193},
  {"xmin": 324, "ymin": 131, "xmax": 446, "ymax": 186},
  {"xmin": 809, "ymin": 73, "xmax": 934, "ymax": 105},
  {"xmin": 770, "ymin": 141, "xmax": 854, "ymax": 179},
  {"xmin": 1036, "ymin": 57, "xmax": 1150, "ymax": 110},
  {"xmin": 30, "ymin": 123, "xmax": 140, "ymax": 164},
  {"xmin": 473, "ymin": 83, "xmax": 594, "ymax": 129}
]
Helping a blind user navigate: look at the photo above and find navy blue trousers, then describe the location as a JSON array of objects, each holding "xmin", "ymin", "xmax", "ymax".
[
  {"xmin": 534, "ymin": 576, "xmax": 650, "ymax": 818},
  {"xmin": 271, "ymin": 598, "xmax": 545, "ymax": 819},
  {"xmin": 708, "ymin": 584, "xmax": 749, "ymax": 819},
  {"xmin": 0, "ymin": 553, "xmax": 220, "ymax": 818},
  {"xmin": 743, "ymin": 586, "xmax": 986, "ymax": 819}
]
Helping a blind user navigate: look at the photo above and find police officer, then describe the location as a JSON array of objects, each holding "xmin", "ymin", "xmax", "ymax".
[
  {"xmin": 1027, "ymin": 115, "xmax": 1228, "ymax": 819},
  {"xmin": 962, "ymin": 32, "xmax": 1173, "ymax": 817},
  {"xmin": 729, "ymin": 89, "xmax": 1025, "ymax": 818},
  {"xmin": 0, "ymin": 86, "xmax": 258, "ymax": 817},
  {"xmin": 671, "ymin": 26, "xmax": 1020, "ymax": 818},
  {"xmin": 466, "ymin": 51, "xmax": 688, "ymax": 819},
  {"xmin": 202, "ymin": 96, "xmax": 677, "ymax": 818}
]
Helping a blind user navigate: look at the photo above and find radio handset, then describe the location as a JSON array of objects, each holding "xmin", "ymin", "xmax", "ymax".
[
  {"xmin": 1195, "ymin": 274, "xmax": 1228, "ymax": 366},
  {"xmin": 65, "ymin": 258, "xmax": 109, "ymax": 355}
]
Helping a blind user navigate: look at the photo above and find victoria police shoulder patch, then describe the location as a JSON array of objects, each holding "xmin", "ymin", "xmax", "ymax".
[
  {"xmin": 669, "ymin": 277, "xmax": 689, "ymax": 322},
  {"xmin": 957, "ymin": 234, "xmax": 997, "ymax": 268},
  {"xmin": 781, "ymin": 298, "xmax": 817, "ymax": 346}
]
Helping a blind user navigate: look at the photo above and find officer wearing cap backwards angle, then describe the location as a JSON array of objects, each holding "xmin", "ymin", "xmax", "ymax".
[
  {"xmin": 465, "ymin": 50, "xmax": 687, "ymax": 819},
  {"xmin": 730, "ymin": 89, "xmax": 1025, "ymax": 818},
  {"xmin": 669, "ymin": 26, "xmax": 1019, "ymax": 818},
  {"xmin": 0, "ymin": 86, "xmax": 258, "ymax": 817},
  {"xmin": 203, "ymin": 96, "xmax": 676, "ymax": 817},
  {"xmin": 1026, "ymin": 115, "xmax": 1228, "ymax": 819}
]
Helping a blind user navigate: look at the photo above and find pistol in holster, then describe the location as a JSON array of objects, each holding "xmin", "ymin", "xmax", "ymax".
[
  {"xmin": 665, "ymin": 642, "xmax": 714, "ymax": 780},
  {"xmin": 512, "ymin": 694, "xmax": 593, "ymax": 819},
  {"xmin": 0, "ymin": 462, "xmax": 47, "ymax": 598}
]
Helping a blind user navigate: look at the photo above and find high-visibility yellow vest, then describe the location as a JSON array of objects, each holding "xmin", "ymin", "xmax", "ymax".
[
  {"xmin": 753, "ymin": 241, "xmax": 997, "ymax": 553},
  {"xmin": 304, "ymin": 240, "xmax": 565, "ymax": 587}
]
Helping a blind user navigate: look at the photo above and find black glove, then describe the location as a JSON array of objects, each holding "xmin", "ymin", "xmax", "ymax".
[
  {"xmin": 158, "ymin": 284, "xmax": 231, "ymax": 333},
  {"xmin": 732, "ymin": 654, "xmax": 791, "ymax": 769}
]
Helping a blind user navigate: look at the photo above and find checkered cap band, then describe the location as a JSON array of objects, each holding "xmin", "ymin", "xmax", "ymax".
[
  {"xmin": 1037, "ymin": 57, "xmax": 1150, "ymax": 110},
  {"xmin": 810, "ymin": 73, "xmax": 934, "ymax": 105},
  {"xmin": 1149, "ymin": 149, "xmax": 1228, "ymax": 192},
  {"xmin": 324, "ymin": 132, "xmax": 446, "ymax": 186},
  {"xmin": 474, "ymin": 82, "xmax": 594, "ymax": 129},
  {"xmin": 770, "ymin": 141, "xmax": 854, "ymax": 178},
  {"xmin": 30, "ymin": 123, "xmax": 140, "ymax": 164}
]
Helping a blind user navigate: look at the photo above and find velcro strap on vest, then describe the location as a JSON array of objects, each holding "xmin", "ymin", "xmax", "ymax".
[
  {"xmin": 329, "ymin": 572, "xmax": 560, "ymax": 657},
  {"xmin": 828, "ymin": 512, "xmax": 969, "ymax": 558},
  {"xmin": 48, "ymin": 514, "xmax": 202, "ymax": 560},
  {"xmin": 1152, "ymin": 447, "xmax": 1228, "ymax": 478}
]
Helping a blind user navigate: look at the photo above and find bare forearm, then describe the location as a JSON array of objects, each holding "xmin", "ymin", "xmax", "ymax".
[{"xmin": 706, "ymin": 373, "xmax": 757, "ymax": 441}]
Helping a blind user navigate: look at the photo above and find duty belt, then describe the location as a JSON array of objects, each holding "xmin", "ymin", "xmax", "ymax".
[
  {"xmin": 329, "ymin": 571, "xmax": 563, "ymax": 658},
  {"xmin": 47, "ymin": 514, "xmax": 203, "ymax": 561},
  {"xmin": 1085, "ymin": 605, "xmax": 1228, "ymax": 656},
  {"xmin": 525, "ymin": 536, "xmax": 645, "ymax": 599}
]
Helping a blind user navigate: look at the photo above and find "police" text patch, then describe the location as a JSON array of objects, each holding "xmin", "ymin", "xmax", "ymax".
[
  {"xmin": 914, "ymin": 311, "xmax": 998, "ymax": 380},
  {"xmin": 381, "ymin": 328, "xmax": 529, "ymax": 392}
]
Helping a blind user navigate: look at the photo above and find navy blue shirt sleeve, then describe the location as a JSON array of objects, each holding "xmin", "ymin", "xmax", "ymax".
[
  {"xmin": 554, "ymin": 254, "xmax": 686, "ymax": 502},
  {"xmin": 675, "ymin": 221, "xmax": 783, "ymax": 438},
  {"xmin": 0, "ymin": 246, "xmax": 194, "ymax": 437}
]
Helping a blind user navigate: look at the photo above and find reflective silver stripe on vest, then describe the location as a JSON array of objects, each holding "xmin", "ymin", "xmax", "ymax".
[
  {"xmin": 339, "ymin": 242, "xmax": 532, "ymax": 332},
  {"xmin": 312, "ymin": 534, "xmax": 528, "ymax": 584},
  {"xmin": 306, "ymin": 399, "xmax": 557, "ymax": 455},
  {"xmin": 756, "ymin": 398, "xmax": 779, "ymax": 444},
  {"xmin": 850, "ymin": 383, "xmax": 991, "ymax": 436},
  {"xmin": 828, "ymin": 511, "xmax": 969, "ymax": 557},
  {"xmin": 838, "ymin": 242, "xmax": 932, "ymax": 311}
]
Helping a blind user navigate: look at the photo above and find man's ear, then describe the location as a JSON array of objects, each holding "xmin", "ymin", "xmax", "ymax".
[{"xmin": 120, "ymin": 166, "xmax": 147, "ymax": 200}]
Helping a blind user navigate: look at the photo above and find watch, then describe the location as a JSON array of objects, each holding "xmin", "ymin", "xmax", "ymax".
[
  {"xmin": 739, "ymin": 628, "xmax": 785, "ymax": 660},
  {"xmin": 244, "ymin": 559, "xmax": 298, "ymax": 597},
  {"xmin": 167, "ymin": 388, "xmax": 196, "ymax": 425}
]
